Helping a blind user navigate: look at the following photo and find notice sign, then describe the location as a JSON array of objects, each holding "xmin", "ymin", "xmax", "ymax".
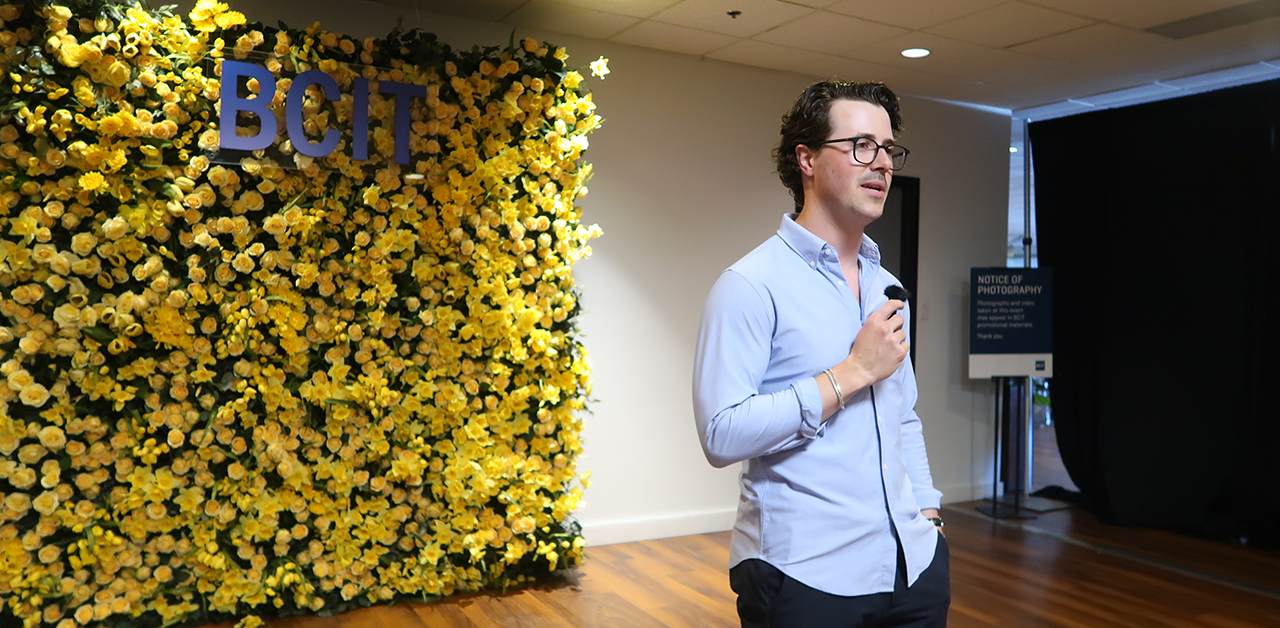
[{"xmin": 969, "ymin": 268, "xmax": 1053, "ymax": 378}]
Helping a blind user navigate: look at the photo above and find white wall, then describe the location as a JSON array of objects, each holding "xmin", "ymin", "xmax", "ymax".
[{"xmin": 204, "ymin": 0, "xmax": 1009, "ymax": 546}]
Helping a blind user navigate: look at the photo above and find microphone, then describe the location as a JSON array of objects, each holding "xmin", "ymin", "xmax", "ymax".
[
  {"xmin": 884, "ymin": 285, "xmax": 911, "ymax": 336},
  {"xmin": 884, "ymin": 285, "xmax": 911, "ymax": 303}
]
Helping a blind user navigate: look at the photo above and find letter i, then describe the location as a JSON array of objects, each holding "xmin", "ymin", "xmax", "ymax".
[{"xmin": 353, "ymin": 78, "xmax": 369, "ymax": 161}]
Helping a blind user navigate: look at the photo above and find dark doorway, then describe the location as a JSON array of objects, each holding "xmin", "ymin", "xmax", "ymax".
[{"xmin": 866, "ymin": 175, "xmax": 920, "ymax": 359}]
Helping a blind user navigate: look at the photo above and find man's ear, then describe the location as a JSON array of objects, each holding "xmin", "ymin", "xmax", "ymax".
[{"xmin": 796, "ymin": 144, "xmax": 817, "ymax": 177}]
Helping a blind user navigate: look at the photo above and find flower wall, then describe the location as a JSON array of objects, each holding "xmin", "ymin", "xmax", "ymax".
[{"xmin": 0, "ymin": 1, "xmax": 603, "ymax": 626}]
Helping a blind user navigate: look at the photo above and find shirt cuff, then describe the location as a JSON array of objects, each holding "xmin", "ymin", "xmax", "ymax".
[
  {"xmin": 913, "ymin": 487, "xmax": 944, "ymax": 511},
  {"xmin": 793, "ymin": 377, "xmax": 826, "ymax": 439}
]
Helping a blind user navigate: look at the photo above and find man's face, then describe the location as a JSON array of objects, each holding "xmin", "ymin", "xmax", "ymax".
[{"xmin": 804, "ymin": 99, "xmax": 895, "ymax": 227}]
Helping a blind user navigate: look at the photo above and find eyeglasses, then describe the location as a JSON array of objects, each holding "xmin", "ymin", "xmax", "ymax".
[{"xmin": 811, "ymin": 136, "xmax": 910, "ymax": 171}]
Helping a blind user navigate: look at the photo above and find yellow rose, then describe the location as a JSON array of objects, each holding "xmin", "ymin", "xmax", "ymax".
[
  {"xmin": 37, "ymin": 544, "xmax": 62, "ymax": 565},
  {"xmin": 32, "ymin": 490, "xmax": 59, "ymax": 515},
  {"xmin": 103, "ymin": 62, "xmax": 129, "ymax": 88},
  {"xmin": 145, "ymin": 502, "xmax": 167, "ymax": 519},
  {"xmin": 20, "ymin": 383, "xmax": 51, "ymax": 408},
  {"xmin": 10, "ymin": 468, "xmax": 36, "ymax": 489},
  {"xmin": 102, "ymin": 216, "xmax": 128, "ymax": 239},
  {"xmin": 70, "ymin": 232, "xmax": 98, "ymax": 255},
  {"xmin": 12, "ymin": 284, "xmax": 45, "ymax": 304},
  {"xmin": 151, "ymin": 120, "xmax": 178, "ymax": 140},
  {"xmin": 198, "ymin": 129, "xmax": 220, "ymax": 150},
  {"xmin": 4, "ymin": 493, "xmax": 31, "ymax": 513},
  {"xmin": 232, "ymin": 252, "xmax": 255, "ymax": 273}
]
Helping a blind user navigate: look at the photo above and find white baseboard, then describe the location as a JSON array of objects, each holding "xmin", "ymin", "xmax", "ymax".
[
  {"xmin": 938, "ymin": 481, "xmax": 998, "ymax": 503},
  {"xmin": 577, "ymin": 484, "xmax": 998, "ymax": 548},
  {"xmin": 579, "ymin": 508, "xmax": 737, "ymax": 547}
]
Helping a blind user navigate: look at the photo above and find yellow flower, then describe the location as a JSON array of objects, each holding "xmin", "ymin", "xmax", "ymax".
[
  {"xmin": 145, "ymin": 306, "xmax": 194, "ymax": 350},
  {"xmin": 32, "ymin": 490, "xmax": 60, "ymax": 515},
  {"xmin": 19, "ymin": 383, "xmax": 50, "ymax": 407},
  {"xmin": 7, "ymin": 368, "xmax": 34, "ymax": 390},
  {"xmin": 79, "ymin": 171, "xmax": 106, "ymax": 193},
  {"xmin": 105, "ymin": 61, "xmax": 132, "ymax": 87},
  {"xmin": 589, "ymin": 57, "xmax": 610, "ymax": 79},
  {"xmin": 215, "ymin": 9, "xmax": 246, "ymax": 30},
  {"xmin": 38, "ymin": 425, "xmax": 67, "ymax": 449},
  {"xmin": 37, "ymin": 544, "xmax": 62, "ymax": 564},
  {"xmin": 102, "ymin": 216, "xmax": 129, "ymax": 239}
]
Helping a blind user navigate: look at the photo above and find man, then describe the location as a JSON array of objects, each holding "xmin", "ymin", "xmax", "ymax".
[{"xmin": 692, "ymin": 80, "xmax": 949, "ymax": 628}]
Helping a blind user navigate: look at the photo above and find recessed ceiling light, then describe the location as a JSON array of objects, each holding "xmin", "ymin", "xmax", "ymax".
[{"xmin": 901, "ymin": 48, "xmax": 930, "ymax": 58}]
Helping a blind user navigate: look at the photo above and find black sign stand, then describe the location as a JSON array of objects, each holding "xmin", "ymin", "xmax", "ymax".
[{"xmin": 977, "ymin": 377, "xmax": 1037, "ymax": 520}]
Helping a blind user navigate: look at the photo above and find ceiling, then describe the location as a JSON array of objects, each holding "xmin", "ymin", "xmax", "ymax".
[{"xmin": 372, "ymin": 0, "xmax": 1280, "ymax": 114}]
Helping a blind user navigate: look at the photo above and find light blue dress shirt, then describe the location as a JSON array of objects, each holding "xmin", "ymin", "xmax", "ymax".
[{"xmin": 693, "ymin": 214, "xmax": 943, "ymax": 597}]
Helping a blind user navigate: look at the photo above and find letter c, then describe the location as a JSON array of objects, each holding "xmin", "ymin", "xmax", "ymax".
[{"xmin": 287, "ymin": 70, "xmax": 342, "ymax": 158}]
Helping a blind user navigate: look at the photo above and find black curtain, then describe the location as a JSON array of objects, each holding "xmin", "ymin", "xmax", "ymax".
[{"xmin": 1032, "ymin": 78, "xmax": 1280, "ymax": 547}]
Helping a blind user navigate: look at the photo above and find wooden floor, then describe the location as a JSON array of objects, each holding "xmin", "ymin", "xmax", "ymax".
[{"xmin": 206, "ymin": 502, "xmax": 1280, "ymax": 627}]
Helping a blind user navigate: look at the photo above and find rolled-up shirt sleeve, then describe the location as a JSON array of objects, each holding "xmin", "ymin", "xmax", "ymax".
[{"xmin": 693, "ymin": 270, "xmax": 825, "ymax": 468}]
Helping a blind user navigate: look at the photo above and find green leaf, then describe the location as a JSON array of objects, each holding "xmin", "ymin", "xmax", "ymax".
[{"xmin": 82, "ymin": 326, "xmax": 117, "ymax": 343}]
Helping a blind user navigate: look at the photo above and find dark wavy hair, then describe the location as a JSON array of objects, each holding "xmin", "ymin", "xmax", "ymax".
[{"xmin": 774, "ymin": 80, "xmax": 903, "ymax": 208}]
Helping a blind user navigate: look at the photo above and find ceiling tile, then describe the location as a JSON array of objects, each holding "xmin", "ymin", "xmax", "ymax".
[
  {"xmin": 825, "ymin": 0, "xmax": 1007, "ymax": 30},
  {"xmin": 391, "ymin": 0, "xmax": 529, "ymax": 21},
  {"xmin": 553, "ymin": 0, "xmax": 684, "ymax": 18},
  {"xmin": 706, "ymin": 39, "xmax": 829, "ymax": 71},
  {"xmin": 990, "ymin": 58, "xmax": 1183, "ymax": 109},
  {"xmin": 1019, "ymin": 0, "xmax": 1175, "ymax": 21},
  {"xmin": 1142, "ymin": 15, "xmax": 1280, "ymax": 74},
  {"xmin": 796, "ymin": 55, "xmax": 912, "ymax": 82},
  {"xmin": 651, "ymin": 0, "xmax": 813, "ymax": 37},
  {"xmin": 1009, "ymin": 22, "xmax": 1177, "ymax": 63},
  {"xmin": 786, "ymin": 0, "xmax": 845, "ymax": 7},
  {"xmin": 1109, "ymin": 0, "xmax": 1256, "ymax": 30},
  {"xmin": 924, "ymin": 2, "xmax": 1096, "ymax": 49},
  {"xmin": 610, "ymin": 20, "xmax": 740, "ymax": 55},
  {"xmin": 844, "ymin": 32, "xmax": 1064, "ymax": 83},
  {"xmin": 1161, "ymin": 61, "xmax": 1280, "ymax": 89},
  {"xmin": 753, "ymin": 11, "xmax": 907, "ymax": 55},
  {"xmin": 502, "ymin": 0, "xmax": 640, "ymax": 39}
]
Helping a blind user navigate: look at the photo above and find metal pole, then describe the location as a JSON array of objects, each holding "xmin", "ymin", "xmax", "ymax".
[
  {"xmin": 1023, "ymin": 118, "xmax": 1033, "ymax": 269},
  {"xmin": 1025, "ymin": 376, "xmax": 1035, "ymax": 497},
  {"xmin": 1022, "ymin": 119, "xmax": 1035, "ymax": 503},
  {"xmin": 994, "ymin": 378, "xmax": 1002, "ymax": 500}
]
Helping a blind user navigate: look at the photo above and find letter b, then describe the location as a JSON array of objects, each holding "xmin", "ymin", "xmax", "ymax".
[{"xmin": 220, "ymin": 60, "xmax": 278, "ymax": 151}]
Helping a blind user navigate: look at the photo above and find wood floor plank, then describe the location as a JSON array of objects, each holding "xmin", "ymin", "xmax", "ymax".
[{"xmin": 192, "ymin": 503, "xmax": 1280, "ymax": 628}]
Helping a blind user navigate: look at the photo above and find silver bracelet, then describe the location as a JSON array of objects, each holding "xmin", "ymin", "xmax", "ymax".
[{"xmin": 823, "ymin": 368, "xmax": 845, "ymax": 409}]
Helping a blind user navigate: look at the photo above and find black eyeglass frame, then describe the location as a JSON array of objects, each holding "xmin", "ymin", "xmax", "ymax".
[{"xmin": 809, "ymin": 136, "xmax": 910, "ymax": 171}]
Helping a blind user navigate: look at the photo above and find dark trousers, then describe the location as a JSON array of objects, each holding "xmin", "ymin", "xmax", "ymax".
[{"xmin": 729, "ymin": 535, "xmax": 950, "ymax": 628}]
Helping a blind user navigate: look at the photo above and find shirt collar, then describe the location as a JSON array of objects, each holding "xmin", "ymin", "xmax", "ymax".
[{"xmin": 777, "ymin": 213, "xmax": 882, "ymax": 267}]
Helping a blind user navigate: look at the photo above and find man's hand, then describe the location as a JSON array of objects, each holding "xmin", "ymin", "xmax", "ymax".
[
  {"xmin": 922, "ymin": 508, "xmax": 944, "ymax": 537},
  {"xmin": 817, "ymin": 300, "xmax": 910, "ymax": 421},
  {"xmin": 842, "ymin": 299, "xmax": 909, "ymax": 387}
]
